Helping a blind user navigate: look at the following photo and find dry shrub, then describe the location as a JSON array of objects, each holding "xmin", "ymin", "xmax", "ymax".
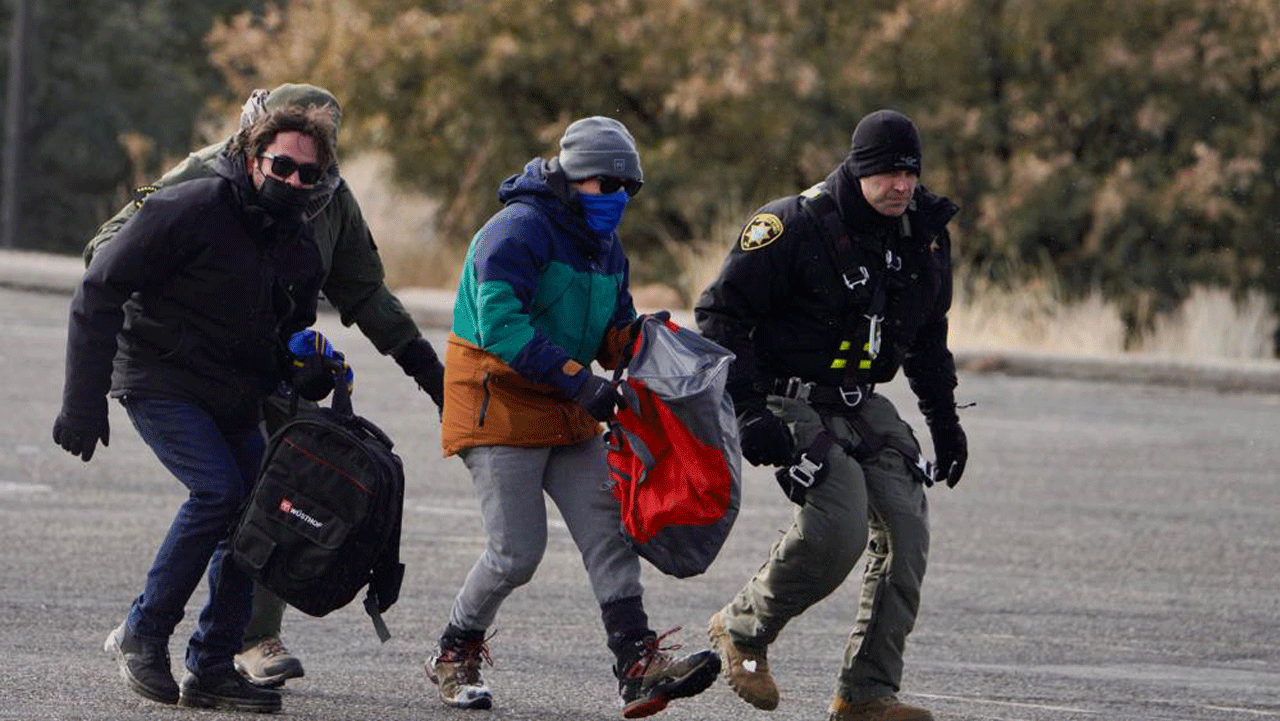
[
  {"xmin": 339, "ymin": 153, "xmax": 460, "ymax": 290},
  {"xmin": 663, "ymin": 239, "xmax": 734, "ymax": 308}
]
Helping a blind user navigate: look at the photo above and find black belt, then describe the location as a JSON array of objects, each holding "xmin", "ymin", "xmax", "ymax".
[{"xmin": 760, "ymin": 377, "xmax": 873, "ymax": 409}]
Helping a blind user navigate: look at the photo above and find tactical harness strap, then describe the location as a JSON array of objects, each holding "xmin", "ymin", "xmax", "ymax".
[
  {"xmin": 771, "ymin": 190, "xmax": 937, "ymax": 502},
  {"xmin": 777, "ymin": 412, "xmax": 937, "ymax": 500},
  {"xmin": 799, "ymin": 190, "xmax": 893, "ymax": 380},
  {"xmin": 760, "ymin": 376, "xmax": 872, "ymax": 409},
  {"xmin": 779, "ymin": 429, "xmax": 835, "ymax": 491}
]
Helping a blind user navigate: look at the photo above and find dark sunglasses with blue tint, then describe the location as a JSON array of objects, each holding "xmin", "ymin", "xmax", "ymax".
[
  {"xmin": 260, "ymin": 152, "xmax": 324, "ymax": 186},
  {"xmin": 597, "ymin": 176, "xmax": 643, "ymax": 197}
]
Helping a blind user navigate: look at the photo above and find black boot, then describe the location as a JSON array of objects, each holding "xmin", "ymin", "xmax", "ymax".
[
  {"xmin": 103, "ymin": 621, "xmax": 179, "ymax": 705},
  {"xmin": 179, "ymin": 667, "xmax": 282, "ymax": 713}
]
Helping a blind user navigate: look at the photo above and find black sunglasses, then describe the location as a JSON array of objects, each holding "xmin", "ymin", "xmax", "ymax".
[
  {"xmin": 259, "ymin": 152, "xmax": 324, "ymax": 186},
  {"xmin": 597, "ymin": 176, "xmax": 642, "ymax": 196}
]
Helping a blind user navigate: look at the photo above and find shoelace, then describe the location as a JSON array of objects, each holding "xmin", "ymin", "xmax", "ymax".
[
  {"xmin": 439, "ymin": 632, "xmax": 496, "ymax": 683},
  {"xmin": 259, "ymin": 638, "xmax": 290, "ymax": 659},
  {"xmin": 624, "ymin": 627, "xmax": 683, "ymax": 680}
]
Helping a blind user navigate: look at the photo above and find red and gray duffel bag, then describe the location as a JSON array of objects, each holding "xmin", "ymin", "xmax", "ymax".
[{"xmin": 605, "ymin": 315, "xmax": 741, "ymax": 578}]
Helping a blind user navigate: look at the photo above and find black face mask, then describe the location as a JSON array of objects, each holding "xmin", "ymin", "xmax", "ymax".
[{"xmin": 257, "ymin": 175, "xmax": 315, "ymax": 221}]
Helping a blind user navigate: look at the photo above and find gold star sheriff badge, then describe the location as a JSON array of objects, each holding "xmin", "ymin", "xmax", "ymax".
[{"xmin": 739, "ymin": 213, "xmax": 784, "ymax": 251}]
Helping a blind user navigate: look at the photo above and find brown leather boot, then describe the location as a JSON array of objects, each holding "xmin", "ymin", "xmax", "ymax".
[
  {"xmin": 828, "ymin": 695, "xmax": 935, "ymax": 721},
  {"xmin": 707, "ymin": 610, "xmax": 779, "ymax": 710}
]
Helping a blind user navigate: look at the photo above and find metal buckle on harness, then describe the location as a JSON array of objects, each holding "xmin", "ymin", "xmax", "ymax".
[
  {"xmin": 783, "ymin": 377, "xmax": 814, "ymax": 402},
  {"xmin": 842, "ymin": 266, "xmax": 870, "ymax": 290},
  {"xmin": 786, "ymin": 453, "xmax": 823, "ymax": 488},
  {"xmin": 838, "ymin": 385, "xmax": 865, "ymax": 407},
  {"xmin": 914, "ymin": 454, "xmax": 937, "ymax": 487}
]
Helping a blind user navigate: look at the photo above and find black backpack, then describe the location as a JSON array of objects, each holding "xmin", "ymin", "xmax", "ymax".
[{"xmin": 231, "ymin": 375, "xmax": 406, "ymax": 641}]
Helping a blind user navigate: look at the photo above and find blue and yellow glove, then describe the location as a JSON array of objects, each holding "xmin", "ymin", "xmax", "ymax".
[{"xmin": 288, "ymin": 329, "xmax": 354, "ymax": 401}]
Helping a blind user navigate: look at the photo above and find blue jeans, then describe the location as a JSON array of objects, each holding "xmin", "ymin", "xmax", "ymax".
[{"xmin": 123, "ymin": 396, "xmax": 262, "ymax": 675}]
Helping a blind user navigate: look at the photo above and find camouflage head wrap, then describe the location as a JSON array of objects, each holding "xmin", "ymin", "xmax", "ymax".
[{"xmin": 239, "ymin": 83, "xmax": 342, "ymax": 146}]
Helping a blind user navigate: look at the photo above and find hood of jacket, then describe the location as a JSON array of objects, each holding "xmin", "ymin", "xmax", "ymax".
[{"xmin": 497, "ymin": 158, "xmax": 615, "ymax": 260}]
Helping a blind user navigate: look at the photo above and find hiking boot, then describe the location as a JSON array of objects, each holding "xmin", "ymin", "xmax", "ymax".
[
  {"xmin": 235, "ymin": 637, "xmax": 305, "ymax": 688},
  {"xmin": 425, "ymin": 633, "xmax": 493, "ymax": 709},
  {"xmin": 615, "ymin": 628, "xmax": 720, "ymax": 718},
  {"xmin": 828, "ymin": 695, "xmax": 935, "ymax": 721},
  {"xmin": 103, "ymin": 621, "xmax": 179, "ymax": 705},
  {"xmin": 179, "ymin": 668, "xmax": 283, "ymax": 713},
  {"xmin": 707, "ymin": 610, "xmax": 778, "ymax": 710}
]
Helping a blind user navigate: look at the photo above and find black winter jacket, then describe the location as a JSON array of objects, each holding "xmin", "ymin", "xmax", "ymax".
[
  {"xmin": 695, "ymin": 162, "xmax": 960, "ymax": 424},
  {"xmin": 63, "ymin": 152, "xmax": 324, "ymax": 428}
]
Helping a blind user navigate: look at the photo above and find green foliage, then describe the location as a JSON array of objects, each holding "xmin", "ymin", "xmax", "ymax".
[
  {"xmin": 6, "ymin": 0, "xmax": 1280, "ymax": 351},
  {"xmin": 207, "ymin": 0, "xmax": 1280, "ymax": 342},
  {"xmin": 1, "ymin": 0, "xmax": 255, "ymax": 253}
]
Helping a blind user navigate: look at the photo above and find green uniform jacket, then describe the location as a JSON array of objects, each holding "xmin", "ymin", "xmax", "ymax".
[{"xmin": 84, "ymin": 141, "xmax": 421, "ymax": 357}]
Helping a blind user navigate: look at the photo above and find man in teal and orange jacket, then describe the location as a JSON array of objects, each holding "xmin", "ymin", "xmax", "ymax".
[{"xmin": 428, "ymin": 116, "xmax": 718, "ymax": 719}]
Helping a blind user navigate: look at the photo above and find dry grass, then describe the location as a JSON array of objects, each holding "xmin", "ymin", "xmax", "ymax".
[
  {"xmin": 949, "ymin": 276, "xmax": 1128, "ymax": 355},
  {"xmin": 340, "ymin": 153, "xmax": 463, "ymax": 290},
  {"xmin": 1132, "ymin": 286, "xmax": 1278, "ymax": 359},
  {"xmin": 949, "ymin": 276, "xmax": 1277, "ymax": 359}
]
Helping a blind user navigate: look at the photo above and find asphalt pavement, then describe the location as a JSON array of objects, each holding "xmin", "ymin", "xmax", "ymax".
[{"xmin": 1, "ymin": 250, "xmax": 1278, "ymax": 720}]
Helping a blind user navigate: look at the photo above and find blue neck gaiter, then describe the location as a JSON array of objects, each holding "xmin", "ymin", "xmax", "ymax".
[{"xmin": 577, "ymin": 190, "xmax": 629, "ymax": 237}]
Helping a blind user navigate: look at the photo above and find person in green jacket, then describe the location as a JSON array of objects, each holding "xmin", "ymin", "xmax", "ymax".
[{"xmin": 84, "ymin": 82, "xmax": 445, "ymax": 689}]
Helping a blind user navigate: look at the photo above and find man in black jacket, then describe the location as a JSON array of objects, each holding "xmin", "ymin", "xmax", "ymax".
[
  {"xmin": 83, "ymin": 83, "xmax": 446, "ymax": 687},
  {"xmin": 696, "ymin": 109, "xmax": 967, "ymax": 721},
  {"xmin": 53, "ymin": 104, "xmax": 338, "ymax": 713}
]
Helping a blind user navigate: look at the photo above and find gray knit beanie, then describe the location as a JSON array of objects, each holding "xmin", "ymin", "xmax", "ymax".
[{"xmin": 557, "ymin": 116, "xmax": 643, "ymax": 184}]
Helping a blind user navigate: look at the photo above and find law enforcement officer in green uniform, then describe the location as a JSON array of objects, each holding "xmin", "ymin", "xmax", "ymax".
[
  {"xmin": 696, "ymin": 109, "xmax": 968, "ymax": 721},
  {"xmin": 83, "ymin": 83, "xmax": 446, "ymax": 689}
]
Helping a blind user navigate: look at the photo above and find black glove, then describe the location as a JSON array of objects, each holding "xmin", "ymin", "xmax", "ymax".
[
  {"xmin": 738, "ymin": 408, "xmax": 794, "ymax": 467},
  {"xmin": 572, "ymin": 373, "xmax": 619, "ymax": 422},
  {"xmin": 52, "ymin": 406, "xmax": 110, "ymax": 462},
  {"xmin": 393, "ymin": 337, "xmax": 445, "ymax": 412},
  {"xmin": 930, "ymin": 421, "xmax": 968, "ymax": 488}
]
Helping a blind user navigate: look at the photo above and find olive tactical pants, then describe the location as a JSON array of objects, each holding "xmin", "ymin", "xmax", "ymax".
[{"xmin": 718, "ymin": 393, "xmax": 930, "ymax": 704}]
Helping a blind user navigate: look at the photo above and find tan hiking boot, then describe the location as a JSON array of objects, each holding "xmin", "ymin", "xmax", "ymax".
[
  {"xmin": 828, "ymin": 695, "xmax": 935, "ymax": 721},
  {"xmin": 707, "ymin": 610, "xmax": 778, "ymax": 710},
  {"xmin": 234, "ymin": 636, "xmax": 304, "ymax": 688},
  {"xmin": 425, "ymin": 635, "xmax": 493, "ymax": 710}
]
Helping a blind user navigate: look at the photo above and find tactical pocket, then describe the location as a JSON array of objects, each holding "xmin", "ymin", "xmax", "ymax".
[
  {"xmin": 253, "ymin": 475, "xmax": 352, "ymax": 581},
  {"xmin": 232, "ymin": 520, "xmax": 277, "ymax": 572}
]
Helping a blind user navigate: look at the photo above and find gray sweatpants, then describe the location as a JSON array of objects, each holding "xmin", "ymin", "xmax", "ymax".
[
  {"xmin": 448, "ymin": 437, "xmax": 644, "ymax": 632},
  {"xmin": 717, "ymin": 393, "xmax": 930, "ymax": 704}
]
